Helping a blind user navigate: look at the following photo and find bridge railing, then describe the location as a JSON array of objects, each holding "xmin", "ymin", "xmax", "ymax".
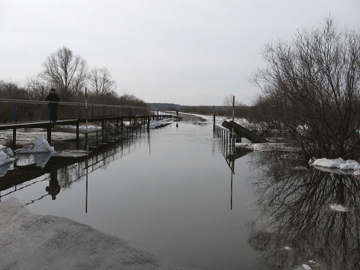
[{"xmin": 0, "ymin": 98, "xmax": 170, "ymax": 124}]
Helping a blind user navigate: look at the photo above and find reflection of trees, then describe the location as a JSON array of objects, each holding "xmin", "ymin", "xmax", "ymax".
[{"xmin": 248, "ymin": 152, "xmax": 360, "ymax": 269}]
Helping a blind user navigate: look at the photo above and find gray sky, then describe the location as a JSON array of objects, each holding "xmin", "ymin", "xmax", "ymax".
[{"xmin": 1, "ymin": 0, "xmax": 359, "ymax": 105}]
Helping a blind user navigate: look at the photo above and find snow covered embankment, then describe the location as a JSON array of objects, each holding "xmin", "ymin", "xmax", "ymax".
[{"xmin": 0, "ymin": 198, "xmax": 193, "ymax": 270}]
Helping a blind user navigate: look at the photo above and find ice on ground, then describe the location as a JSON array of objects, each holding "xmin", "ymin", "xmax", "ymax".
[{"xmin": 0, "ymin": 198, "xmax": 193, "ymax": 270}]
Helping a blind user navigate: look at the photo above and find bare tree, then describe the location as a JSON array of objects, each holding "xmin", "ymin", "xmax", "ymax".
[
  {"xmin": 25, "ymin": 78, "xmax": 48, "ymax": 100},
  {"xmin": 223, "ymin": 94, "xmax": 243, "ymax": 106},
  {"xmin": 88, "ymin": 67, "xmax": 116, "ymax": 96},
  {"xmin": 39, "ymin": 46, "xmax": 88, "ymax": 101},
  {"xmin": 253, "ymin": 17, "xmax": 360, "ymax": 159}
]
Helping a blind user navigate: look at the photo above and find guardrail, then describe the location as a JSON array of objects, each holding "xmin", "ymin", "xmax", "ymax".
[{"xmin": 214, "ymin": 124, "xmax": 236, "ymax": 156}]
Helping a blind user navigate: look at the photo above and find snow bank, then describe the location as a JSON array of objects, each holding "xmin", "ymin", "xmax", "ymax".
[
  {"xmin": 0, "ymin": 147, "xmax": 15, "ymax": 167},
  {"xmin": 0, "ymin": 147, "xmax": 16, "ymax": 176},
  {"xmin": 309, "ymin": 157, "xmax": 360, "ymax": 176},
  {"xmin": 15, "ymin": 135, "xmax": 55, "ymax": 154},
  {"xmin": 0, "ymin": 198, "xmax": 193, "ymax": 270}
]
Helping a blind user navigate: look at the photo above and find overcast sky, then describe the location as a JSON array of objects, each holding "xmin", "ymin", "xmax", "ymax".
[{"xmin": 1, "ymin": 0, "xmax": 359, "ymax": 105}]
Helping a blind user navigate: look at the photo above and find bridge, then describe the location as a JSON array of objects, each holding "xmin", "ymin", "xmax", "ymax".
[{"xmin": 0, "ymin": 98, "xmax": 173, "ymax": 150}]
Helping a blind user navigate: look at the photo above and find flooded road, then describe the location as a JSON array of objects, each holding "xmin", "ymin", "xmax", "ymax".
[{"xmin": 1, "ymin": 120, "xmax": 359, "ymax": 269}]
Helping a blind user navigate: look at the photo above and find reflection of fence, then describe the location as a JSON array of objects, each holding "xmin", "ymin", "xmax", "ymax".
[{"xmin": 84, "ymin": 123, "xmax": 151, "ymax": 150}]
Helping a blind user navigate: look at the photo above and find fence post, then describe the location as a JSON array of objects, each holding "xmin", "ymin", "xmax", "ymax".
[
  {"xmin": 47, "ymin": 124, "xmax": 52, "ymax": 146},
  {"xmin": 231, "ymin": 96, "xmax": 235, "ymax": 155},
  {"xmin": 13, "ymin": 104, "xmax": 16, "ymax": 122},
  {"xmin": 147, "ymin": 115, "xmax": 150, "ymax": 131},
  {"xmin": 12, "ymin": 129, "xmax": 16, "ymax": 149},
  {"xmin": 213, "ymin": 105, "xmax": 215, "ymax": 133},
  {"xmin": 76, "ymin": 121, "xmax": 80, "ymax": 150},
  {"xmin": 78, "ymin": 104, "xmax": 80, "ymax": 119}
]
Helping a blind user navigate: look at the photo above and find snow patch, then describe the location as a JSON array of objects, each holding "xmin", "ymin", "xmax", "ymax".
[
  {"xmin": 0, "ymin": 146, "xmax": 16, "ymax": 176},
  {"xmin": 329, "ymin": 204, "xmax": 348, "ymax": 212},
  {"xmin": 15, "ymin": 135, "xmax": 55, "ymax": 154},
  {"xmin": 309, "ymin": 157, "xmax": 360, "ymax": 176},
  {"xmin": 295, "ymin": 264, "xmax": 312, "ymax": 270},
  {"xmin": 0, "ymin": 198, "xmax": 193, "ymax": 270}
]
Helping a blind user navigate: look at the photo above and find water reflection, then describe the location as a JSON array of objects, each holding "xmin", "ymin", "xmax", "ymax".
[
  {"xmin": 248, "ymin": 152, "xmax": 360, "ymax": 269},
  {"xmin": 216, "ymin": 134, "xmax": 252, "ymax": 210},
  {"xmin": 0, "ymin": 137, "xmax": 145, "ymax": 208},
  {"xmin": 46, "ymin": 168, "xmax": 61, "ymax": 200},
  {"xmin": 16, "ymin": 153, "xmax": 52, "ymax": 168}
]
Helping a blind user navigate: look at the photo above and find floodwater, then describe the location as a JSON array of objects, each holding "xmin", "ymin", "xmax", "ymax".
[{"xmin": 1, "ymin": 121, "xmax": 359, "ymax": 269}]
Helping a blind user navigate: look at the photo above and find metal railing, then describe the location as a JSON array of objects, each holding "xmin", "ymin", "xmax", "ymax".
[{"xmin": 0, "ymin": 98, "xmax": 171, "ymax": 124}]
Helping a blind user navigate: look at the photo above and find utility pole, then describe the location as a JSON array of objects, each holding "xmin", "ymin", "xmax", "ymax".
[
  {"xmin": 232, "ymin": 96, "xmax": 235, "ymax": 155},
  {"xmin": 213, "ymin": 105, "xmax": 216, "ymax": 133},
  {"xmin": 85, "ymin": 87, "xmax": 89, "ymax": 154}
]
